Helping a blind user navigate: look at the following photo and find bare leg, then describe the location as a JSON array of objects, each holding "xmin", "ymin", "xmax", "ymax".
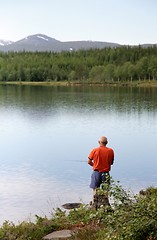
[{"xmin": 93, "ymin": 188, "xmax": 97, "ymax": 196}]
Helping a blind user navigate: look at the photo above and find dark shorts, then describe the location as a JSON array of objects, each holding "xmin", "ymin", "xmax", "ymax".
[{"xmin": 89, "ymin": 171, "xmax": 110, "ymax": 189}]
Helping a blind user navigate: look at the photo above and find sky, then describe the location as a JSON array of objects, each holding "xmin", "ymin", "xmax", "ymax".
[{"xmin": 0, "ymin": 0, "xmax": 157, "ymax": 45}]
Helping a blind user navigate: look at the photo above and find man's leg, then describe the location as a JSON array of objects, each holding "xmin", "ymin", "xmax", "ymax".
[{"xmin": 89, "ymin": 171, "xmax": 101, "ymax": 209}]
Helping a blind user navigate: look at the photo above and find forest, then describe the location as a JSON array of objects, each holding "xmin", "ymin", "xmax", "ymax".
[{"xmin": 0, "ymin": 45, "xmax": 157, "ymax": 83}]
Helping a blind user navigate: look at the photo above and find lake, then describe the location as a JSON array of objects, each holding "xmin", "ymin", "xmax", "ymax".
[{"xmin": 0, "ymin": 84, "xmax": 157, "ymax": 225}]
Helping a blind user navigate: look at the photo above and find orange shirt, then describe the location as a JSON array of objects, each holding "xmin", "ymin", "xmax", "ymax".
[{"xmin": 88, "ymin": 146, "xmax": 114, "ymax": 172}]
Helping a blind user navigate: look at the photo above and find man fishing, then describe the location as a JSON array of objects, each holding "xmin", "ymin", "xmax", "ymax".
[{"xmin": 88, "ymin": 136, "xmax": 114, "ymax": 195}]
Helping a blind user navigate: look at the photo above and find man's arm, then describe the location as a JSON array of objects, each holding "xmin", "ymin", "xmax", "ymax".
[
  {"xmin": 110, "ymin": 149, "xmax": 114, "ymax": 165},
  {"xmin": 88, "ymin": 158, "xmax": 93, "ymax": 166}
]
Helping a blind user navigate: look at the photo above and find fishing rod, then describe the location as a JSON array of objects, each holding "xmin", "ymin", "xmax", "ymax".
[{"xmin": 65, "ymin": 160, "xmax": 87, "ymax": 162}]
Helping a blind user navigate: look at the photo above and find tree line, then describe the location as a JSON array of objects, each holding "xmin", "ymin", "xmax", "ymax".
[{"xmin": 0, "ymin": 45, "xmax": 157, "ymax": 83}]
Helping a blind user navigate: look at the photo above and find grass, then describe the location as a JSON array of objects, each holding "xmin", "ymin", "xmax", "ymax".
[{"xmin": 0, "ymin": 180, "xmax": 157, "ymax": 240}]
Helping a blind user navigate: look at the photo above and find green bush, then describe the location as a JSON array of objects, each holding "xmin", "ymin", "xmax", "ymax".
[{"xmin": 70, "ymin": 182, "xmax": 157, "ymax": 240}]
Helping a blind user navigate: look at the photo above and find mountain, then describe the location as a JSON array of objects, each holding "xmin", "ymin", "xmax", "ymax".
[
  {"xmin": 0, "ymin": 34, "xmax": 120, "ymax": 52},
  {"xmin": 1, "ymin": 34, "xmax": 156, "ymax": 52},
  {"xmin": 0, "ymin": 39, "xmax": 13, "ymax": 46}
]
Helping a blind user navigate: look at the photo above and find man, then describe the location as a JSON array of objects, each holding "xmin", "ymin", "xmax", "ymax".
[{"xmin": 88, "ymin": 136, "xmax": 114, "ymax": 194}]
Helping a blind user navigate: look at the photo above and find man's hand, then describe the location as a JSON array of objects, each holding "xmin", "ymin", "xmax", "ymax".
[{"xmin": 88, "ymin": 158, "xmax": 93, "ymax": 166}]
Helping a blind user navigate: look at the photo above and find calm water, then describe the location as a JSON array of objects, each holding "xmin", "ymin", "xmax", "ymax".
[{"xmin": 0, "ymin": 84, "xmax": 157, "ymax": 224}]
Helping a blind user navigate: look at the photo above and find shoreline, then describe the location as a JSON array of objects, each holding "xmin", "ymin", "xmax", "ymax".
[{"xmin": 0, "ymin": 80, "xmax": 157, "ymax": 87}]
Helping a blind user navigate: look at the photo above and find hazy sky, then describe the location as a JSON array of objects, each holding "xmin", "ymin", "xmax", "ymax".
[{"xmin": 0, "ymin": 0, "xmax": 157, "ymax": 44}]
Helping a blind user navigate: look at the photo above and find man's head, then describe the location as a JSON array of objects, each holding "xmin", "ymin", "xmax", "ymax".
[{"xmin": 98, "ymin": 136, "xmax": 108, "ymax": 146}]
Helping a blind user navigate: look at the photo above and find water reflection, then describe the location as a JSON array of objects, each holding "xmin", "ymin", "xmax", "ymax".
[
  {"xmin": 1, "ymin": 85, "xmax": 157, "ymax": 115},
  {"xmin": 0, "ymin": 165, "xmax": 91, "ymax": 225},
  {"xmin": 0, "ymin": 85, "xmax": 157, "ymax": 224}
]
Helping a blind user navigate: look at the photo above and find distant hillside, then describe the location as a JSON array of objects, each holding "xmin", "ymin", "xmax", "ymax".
[
  {"xmin": 0, "ymin": 34, "xmax": 157, "ymax": 52},
  {"xmin": 0, "ymin": 34, "xmax": 120, "ymax": 52}
]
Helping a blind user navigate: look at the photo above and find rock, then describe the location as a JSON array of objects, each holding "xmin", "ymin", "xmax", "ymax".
[
  {"xmin": 62, "ymin": 202, "xmax": 82, "ymax": 209},
  {"xmin": 43, "ymin": 229, "xmax": 73, "ymax": 240}
]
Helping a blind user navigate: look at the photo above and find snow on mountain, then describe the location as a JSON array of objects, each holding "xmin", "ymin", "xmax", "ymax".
[
  {"xmin": 0, "ymin": 39, "xmax": 13, "ymax": 46},
  {"xmin": 37, "ymin": 35, "xmax": 49, "ymax": 41},
  {"xmin": 15, "ymin": 34, "xmax": 60, "ymax": 45}
]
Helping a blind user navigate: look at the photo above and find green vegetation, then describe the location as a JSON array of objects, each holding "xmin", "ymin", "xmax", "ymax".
[
  {"xmin": 0, "ymin": 46, "xmax": 157, "ymax": 84},
  {"xmin": 0, "ymin": 180, "xmax": 157, "ymax": 240}
]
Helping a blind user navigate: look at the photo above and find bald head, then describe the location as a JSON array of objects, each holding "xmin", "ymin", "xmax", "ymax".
[{"xmin": 98, "ymin": 136, "xmax": 108, "ymax": 146}]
